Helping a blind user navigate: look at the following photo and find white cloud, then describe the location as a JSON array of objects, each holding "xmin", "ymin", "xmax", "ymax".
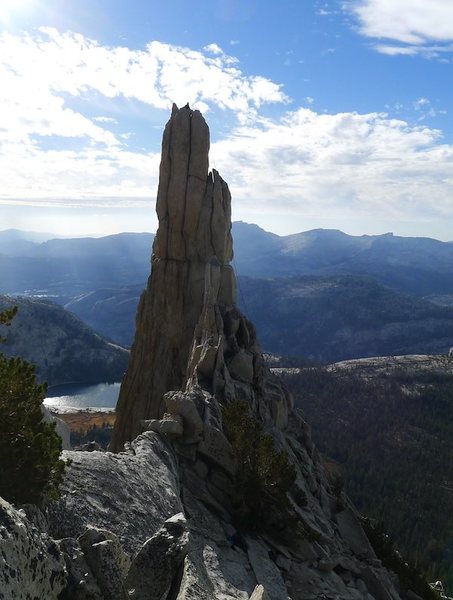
[
  {"xmin": 0, "ymin": 28, "xmax": 288, "ymax": 205},
  {"xmin": 0, "ymin": 144, "xmax": 162, "ymax": 205},
  {"xmin": 203, "ymin": 43, "xmax": 223, "ymax": 55},
  {"xmin": 212, "ymin": 108, "xmax": 453, "ymax": 225},
  {"xmin": 3, "ymin": 28, "xmax": 287, "ymax": 114},
  {"xmin": 345, "ymin": 0, "xmax": 453, "ymax": 56},
  {"xmin": 413, "ymin": 97, "xmax": 429, "ymax": 109},
  {"xmin": 1, "ymin": 26, "xmax": 453, "ymax": 238},
  {"xmin": 93, "ymin": 116, "xmax": 118, "ymax": 124}
]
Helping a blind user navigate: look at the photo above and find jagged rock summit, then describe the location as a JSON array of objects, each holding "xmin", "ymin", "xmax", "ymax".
[
  {"xmin": 111, "ymin": 103, "xmax": 292, "ymax": 451},
  {"xmin": 3, "ymin": 105, "xmax": 421, "ymax": 599}
]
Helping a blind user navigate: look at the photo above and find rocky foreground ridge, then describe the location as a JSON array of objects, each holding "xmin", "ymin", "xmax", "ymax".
[{"xmin": 0, "ymin": 106, "xmax": 424, "ymax": 599}]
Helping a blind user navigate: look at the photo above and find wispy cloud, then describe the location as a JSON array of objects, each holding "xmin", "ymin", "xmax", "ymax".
[{"xmin": 344, "ymin": 0, "xmax": 453, "ymax": 57}]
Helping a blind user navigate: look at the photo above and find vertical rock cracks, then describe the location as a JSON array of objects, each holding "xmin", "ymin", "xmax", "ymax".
[{"xmin": 110, "ymin": 103, "xmax": 291, "ymax": 453}]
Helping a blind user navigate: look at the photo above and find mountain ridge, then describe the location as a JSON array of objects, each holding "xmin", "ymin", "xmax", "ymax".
[{"xmin": 3, "ymin": 223, "xmax": 453, "ymax": 297}]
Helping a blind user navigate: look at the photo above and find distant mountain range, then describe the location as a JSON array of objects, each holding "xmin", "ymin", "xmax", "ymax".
[
  {"xmin": 232, "ymin": 223, "xmax": 453, "ymax": 297},
  {"xmin": 0, "ymin": 230, "xmax": 153, "ymax": 299},
  {"xmin": 2, "ymin": 224, "xmax": 453, "ymax": 362},
  {"xmin": 2, "ymin": 223, "xmax": 453, "ymax": 297}
]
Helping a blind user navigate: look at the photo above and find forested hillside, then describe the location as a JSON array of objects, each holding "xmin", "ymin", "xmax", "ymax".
[
  {"xmin": 279, "ymin": 357, "xmax": 453, "ymax": 591},
  {"xmin": 0, "ymin": 295, "xmax": 129, "ymax": 385}
]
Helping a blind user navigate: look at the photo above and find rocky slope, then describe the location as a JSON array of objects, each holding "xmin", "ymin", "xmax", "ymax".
[
  {"xmin": 1, "ymin": 106, "xmax": 428, "ymax": 599},
  {"xmin": 277, "ymin": 354, "xmax": 453, "ymax": 591},
  {"xmin": 0, "ymin": 295, "xmax": 129, "ymax": 385}
]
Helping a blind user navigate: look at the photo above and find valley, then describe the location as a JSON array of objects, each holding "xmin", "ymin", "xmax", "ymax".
[{"xmin": 3, "ymin": 226, "xmax": 453, "ymax": 363}]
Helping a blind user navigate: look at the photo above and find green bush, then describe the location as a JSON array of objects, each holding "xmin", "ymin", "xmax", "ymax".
[
  {"xmin": 222, "ymin": 399, "xmax": 296, "ymax": 535},
  {"xmin": 0, "ymin": 308, "xmax": 68, "ymax": 505}
]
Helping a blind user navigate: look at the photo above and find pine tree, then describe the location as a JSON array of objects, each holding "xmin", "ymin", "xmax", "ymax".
[{"xmin": 0, "ymin": 307, "xmax": 68, "ymax": 505}]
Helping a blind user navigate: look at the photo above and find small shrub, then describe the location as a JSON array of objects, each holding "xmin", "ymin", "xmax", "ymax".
[{"xmin": 222, "ymin": 399, "xmax": 296, "ymax": 535}]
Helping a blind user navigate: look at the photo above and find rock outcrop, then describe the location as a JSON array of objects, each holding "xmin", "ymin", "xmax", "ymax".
[
  {"xmin": 111, "ymin": 103, "xmax": 292, "ymax": 451},
  {"xmin": 106, "ymin": 105, "xmax": 408, "ymax": 598},
  {"xmin": 0, "ymin": 497, "xmax": 66, "ymax": 599},
  {"xmin": 2, "ymin": 105, "xmax": 420, "ymax": 599}
]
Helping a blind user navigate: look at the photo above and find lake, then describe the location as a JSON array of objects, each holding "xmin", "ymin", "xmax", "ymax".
[{"xmin": 44, "ymin": 382, "xmax": 120, "ymax": 413}]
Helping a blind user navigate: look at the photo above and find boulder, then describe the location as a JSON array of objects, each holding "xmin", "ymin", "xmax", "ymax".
[
  {"xmin": 125, "ymin": 513, "xmax": 188, "ymax": 600},
  {"xmin": 142, "ymin": 413, "xmax": 184, "ymax": 437},
  {"xmin": 78, "ymin": 527, "xmax": 130, "ymax": 599},
  {"xmin": 197, "ymin": 423, "xmax": 236, "ymax": 476},
  {"xmin": 47, "ymin": 431, "xmax": 183, "ymax": 554},
  {"xmin": 0, "ymin": 497, "xmax": 66, "ymax": 599},
  {"xmin": 246, "ymin": 538, "xmax": 289, "ymax": 600},
  {"xmin": 165, "ymin": 391, "xmax": 204, "ymax": 441},
  {"xmin": 336, "ymin": 508, "xmax": 375, "ymax": 559},
  {"xmin": 58, "ymin": 536, "xmax": 103, "ymax": 600},
  {"xmin": 227, "ymin": 349, "xmax": 254, "ymax": 383}
]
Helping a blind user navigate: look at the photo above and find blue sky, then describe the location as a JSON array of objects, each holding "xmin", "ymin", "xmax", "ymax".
[{"xmin": 1, "ymin": 0, "xmax": 453, "ymax": 239}]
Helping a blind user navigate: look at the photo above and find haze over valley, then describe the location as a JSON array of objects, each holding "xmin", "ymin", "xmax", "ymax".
[{"xmin": 3, "ymin": 224, "xmax": 453, "ymax": 366}]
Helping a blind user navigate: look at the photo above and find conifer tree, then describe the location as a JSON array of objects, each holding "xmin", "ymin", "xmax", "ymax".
[{"xmin": 0, "ymin": 307, "xmax": 67, "ymax": 505}]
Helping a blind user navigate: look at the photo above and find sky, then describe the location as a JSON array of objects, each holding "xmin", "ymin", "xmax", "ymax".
[{"xmin": 0, "ymin": 0, "xmax": 453, "ymax": 240}]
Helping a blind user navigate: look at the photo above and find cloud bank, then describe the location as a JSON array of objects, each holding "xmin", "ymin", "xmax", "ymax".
[
  {"xmin": 345, "ymin": 0, "xmax": 453, "ymax": 57},
  {"xmin": 213, "ymin": 109, "xmax": 453, "ymax": 224},
  {"xmin": 0, "ymin": 28, "xmax": 287, "ymax": 204},
  {"xmin": 0, "ymin": 27, "xmax": 453, "ymax": 237}
]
